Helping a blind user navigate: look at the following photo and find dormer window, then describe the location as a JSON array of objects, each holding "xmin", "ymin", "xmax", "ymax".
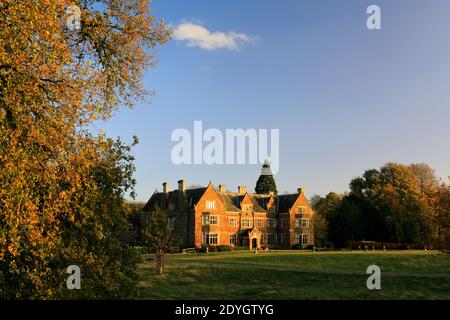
[
  {"xmin": 298, "ymin": 206, "xmax": 307, "ymax": 215},
  {"xmin": 242, "ymin": 204, "xmax": 252, "ymax": 211}
]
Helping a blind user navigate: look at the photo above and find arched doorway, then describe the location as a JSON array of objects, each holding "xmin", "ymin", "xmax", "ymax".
[{"xmin": 248, "ymin": 228, "xmax": 261, "ymax": 250}]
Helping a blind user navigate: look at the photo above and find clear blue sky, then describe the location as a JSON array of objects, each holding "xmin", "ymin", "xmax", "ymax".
[{"xmin": 98, "ymin": 0, "xmax": 450, "ymax": 201}]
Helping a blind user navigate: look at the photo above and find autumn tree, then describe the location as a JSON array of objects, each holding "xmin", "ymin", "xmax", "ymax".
[
  {"xmin": 0, "ymin": 0, "xmax": 170, "ymax": 299},
  {"xmin": 125, "ymin": 201, "xmax": 146, "ymax": 233},
  {"xmin": 143, "ymin": 206, "xmax": 180, "ymax": 275},
  {"xmin": 435, "ymin": 185, "xmax": 450, "ymax": 247},
  {"xmin": 347, "ymin": 163, "xmax": 432, "ymax": 244},
  {"xmin": 311, "ymin": 193, "xmax": 342, "ymax": 247},
  {"xmin": 409, "ymin": 163, "xmax": 439, "ymax": 194},
  {"xmin": 327, "ymin": 195, "xmax": 364, "ymax": 247}
]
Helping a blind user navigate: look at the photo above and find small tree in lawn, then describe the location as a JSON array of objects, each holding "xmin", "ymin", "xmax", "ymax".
[{"xmin": 144, "ymin": 206, "xmax": 180, "ymax": 275}]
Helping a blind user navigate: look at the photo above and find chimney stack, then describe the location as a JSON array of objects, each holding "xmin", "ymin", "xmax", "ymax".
[
  {"xmin": 219, "ymin": 184, "xmax": 226, "ymax": 193},
  {"xmin": 238, "ymin": 185, "xmax": 247, "ymax": 194},
  {"xmin": 178, "ymin": 179, "xmax": 186, "ymax": 192},
  {"xmin": 163, "ymin": 182, "xmax": 169, "ymax": 193},
  {"xmin": 297, "ymin": 187, "xmax": 304, "ymax": 194}
]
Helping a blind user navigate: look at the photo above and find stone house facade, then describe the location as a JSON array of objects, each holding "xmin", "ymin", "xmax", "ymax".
[{"xmin": 142, "ymin": 180, "xmax": 314, "ymax": 249}]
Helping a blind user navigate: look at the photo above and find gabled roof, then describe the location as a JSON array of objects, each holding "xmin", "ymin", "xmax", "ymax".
[
  {"xmin": 217, "ymin": 192, "xmax": 270, "ymax": 213},
  {"xmin": 143, "ymin": 184, "xmax": 303, "ymax": 214},
  {"xmin": 277, "ymin": 194, "xmax": 300, "ymax": 213},
  {"xmin": 248, "ymin": 194, "xmax": 270, "ymax": 213},
  {"xmin": 142, "ymin": 187, "xmax": 207, "ymax": 212},
  {"xmin": 142, "ymin": 190, "xmax": 167, "ymax": 212},
  {"xmin": 185, "ymin": 187, "xmax": 208, "ymax": 208},
  {"xmin": 251, "ymin": 194, "xmax": 273, "ymax": 212},
  {"xmin": 217, "ymin": 192, "xmax": 241, "ymax": 212}
]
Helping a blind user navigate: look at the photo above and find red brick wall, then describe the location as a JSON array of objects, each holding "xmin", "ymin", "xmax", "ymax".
[
  {"xmin": 191, "ymin": 186, "xmax": 314, "ymax": 248},
  {"xmin": 193, "ymin": 185, "xmax": 226, "ymax": 247},
  {"xmin": 288, "ymin": 193, "xmax": 314, "ymax": 246}
]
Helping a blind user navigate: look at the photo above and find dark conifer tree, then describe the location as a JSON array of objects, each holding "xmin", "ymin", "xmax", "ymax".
[{"xmin": 255, "ymin": 160, "xmax": 278, "ymax": 195}]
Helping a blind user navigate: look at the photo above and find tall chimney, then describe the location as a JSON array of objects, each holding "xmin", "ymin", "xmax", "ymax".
[
  {"xmin": 178, "ymin": 179, "xmax": 186, "ymax": 192},
  {"xmin": 238, "ymin": 185, "xmax": 247, "ymax": 194},
  {"xmin": 163, "ymin": 182, "xmax": 169, "ymax": 193},
  {"xmin": 219, "ymin": 184, "xmax": 226, "ymax": 193}
]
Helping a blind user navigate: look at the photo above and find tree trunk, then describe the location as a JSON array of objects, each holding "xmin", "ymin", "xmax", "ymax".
[{"xmin": 155, "ymin": 253, "xmax": 165, "ymax": 275}]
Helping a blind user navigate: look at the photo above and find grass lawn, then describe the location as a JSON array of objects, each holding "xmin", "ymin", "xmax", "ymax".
[{"xmin": 136, "ymin": 250, "xmax": 450, "ymax": 300}]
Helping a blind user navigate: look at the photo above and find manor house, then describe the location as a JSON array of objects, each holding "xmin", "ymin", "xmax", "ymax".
[{"xmin": 143, "ymin": 180, "xmax": 314, "ymax": 250}]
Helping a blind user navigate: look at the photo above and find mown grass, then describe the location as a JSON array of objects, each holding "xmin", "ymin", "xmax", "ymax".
[
  {"xmin": 173, "ymin": 250, "xmax": 450, "ymax": 274},
  {"xmin": 136, "ymin": 250, "xmax": 450, "ymax": 300}
]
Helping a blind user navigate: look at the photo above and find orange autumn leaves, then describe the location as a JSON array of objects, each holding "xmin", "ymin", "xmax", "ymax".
[{"xmin": 1, "ymin": 0, "xmax": 170, "ymax": 298}]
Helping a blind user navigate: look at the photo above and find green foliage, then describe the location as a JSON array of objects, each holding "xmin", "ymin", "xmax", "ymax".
[
  {"xmin": 216, "ymin": 245, "xmax": 234, "ymax": 252},
  {"xmin": 58, "ymin": 137, "xmax": 141, "ymax": 299},
  {"xmin": 143, "ymin": 206, "xmax": 180, "ymax": 255},
  {"xmin": 255, "ymin": 161, "xmax": 278, "ymax": 195},
  {"xmin": 434, "ymin": 185, "xmax": 450, "ymax": 248},
  {"xmin": 0, "ymin": 0, "xmax": 170, "ymax": 299},
  {"xmin": 350, "ymin": 163, "xmax": 432, "ymax": 244},
  {"xmin": 314, "ymin": 163, "xmax": 449, "ymax": 248},
  {"xmin": 311, "ymin": 193, "xmax": 342, "ymax": 247},
  {"xmin": 125, "ymin": 201, "xmax": 146, "ymax": 232},
  {"xmin": 327, "ymin": 196, "xmax": 364, "ymax": 247}
]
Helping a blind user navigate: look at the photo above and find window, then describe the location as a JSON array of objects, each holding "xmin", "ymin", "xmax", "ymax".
[
  {"xmin": 241, "ymin": 218, "xmax": 253, "ymax": 228},
  {"xmin": 295, "ymin": 233, "xmax": 301, "ymax": 244},
  {"xmin": 210, "ymin": 233, "xmax": 218, "ymax": 245},
  {"xmin": 229, "ymin": 234, "xmax": 237, "ymax": 245},
  {"xmin": 298, "ymin": 206, "xmax": 307, "ymax": 215},
  {"xmin": 242, "ymin": 204, "xmax": 252, "ymax": 211},
  {"xmin": 267, "ymin": 233, "xmax": 275, "ymax": 245},
  {"xmin": 206, "ymin": 200, "xmax": 215, "ymax": 209},
  {"xmin": 295, "ymin": 218, "xmax": 301, "ymax": 228},
  {"xmin": 301, "ymin": 218, "xmax": 309, "ymax": 228},
  {"xmin": 268, "ymin": 219, "xmax": 277, "ymax": 229},
  {"xmin": 279, "ymin": 234, "xmax": 287, "ymax": 244},
  {"xmin": 203, "ymin": 214, "xmax": 218, "ymax": 226},
  {"xmin": 202, "ymin": 233, "xmax": 218, "ymax": 245},
  {"xmin": 281, "ymin": 219, "xmax": 288, "ymax": 228},
  {"xmin": 302, "ymin": 234, "xmax": 309, "ymax": 245},
  {"xmin": 202, "ymin": 214, "xmax": 210, "ymax": 226},
  {"xmin": 229, "ymin": 217, "xmax": 238, "ymax": 227},
  {"xmin": 209, "ymin": 215, "xmax": 218, "ymax": 225},
  {"xmin": 256, "ymin": 218, "xmax": 264, "ymax": 228},
  {"xmin": 260, "ymin": 233, "xmax": 265, "ymax": 244}
]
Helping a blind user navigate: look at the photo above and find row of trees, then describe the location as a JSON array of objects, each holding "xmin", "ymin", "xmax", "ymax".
[
  {"xmin": 311, "ymin": 163, "xmax": 450, "ymax": 248},
  {"xmin": 1, "ymin": 0, "xmax": 171, "ymax": 298}
]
